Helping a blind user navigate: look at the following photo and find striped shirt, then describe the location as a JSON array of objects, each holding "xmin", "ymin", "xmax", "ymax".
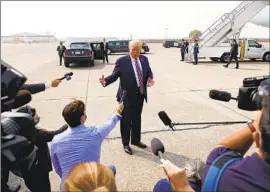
[{"xmin": 50, "ymin": 113, "xmax": 121, "ymax": 191}]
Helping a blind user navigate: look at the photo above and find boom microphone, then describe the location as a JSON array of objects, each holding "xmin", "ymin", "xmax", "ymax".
[
  {"xmin": 158, "ymin": 111, "xmax": 174, "ymax": 131},
  {"xmin": 209, "ymin": 90, "xmax": 238, "ymax": 102},
  {"xmin": 151, "ymin": 138, "xmax": 165, "ymax": 161},
  {"xmin": 12, "ymin": 90, "xmax": 32, "ymax": 109}
]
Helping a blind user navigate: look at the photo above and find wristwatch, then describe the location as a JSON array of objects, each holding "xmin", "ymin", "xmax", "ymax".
[{"xmin": 247, "ymin": 120, "xmax": 256, "ymax": 133}]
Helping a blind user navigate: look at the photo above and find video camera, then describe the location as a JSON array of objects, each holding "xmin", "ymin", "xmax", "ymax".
[
  {"xmin": 209, "ymin": 75, "xmax": 270, "ymax": 111},
  {"xmin": 1, "ymin": 60, "xmax": 38, "ymax": 191}
]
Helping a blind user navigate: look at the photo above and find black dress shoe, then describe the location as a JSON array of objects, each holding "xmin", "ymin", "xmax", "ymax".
[
  {"xmin": 124, "ymin": 145, "xmax": 133, "ymax": 155},
  {"xmin": 131, "ymin": 142, "xmax": 147, "ymax": 148},
  {"xmin": 234, "ymin": 67, "xmax": 239, "ymax": 69},
  {"xmin": 223, "ymin": 65, "xmax": 228, "ymax": 68}
]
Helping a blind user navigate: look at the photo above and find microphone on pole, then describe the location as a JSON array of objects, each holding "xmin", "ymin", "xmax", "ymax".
[
  {"xmin": 151, "ymin": 138, "xmax": 166, "ymax": 162},
  {"xmin": 209, "ymin": 90, "xmax": 238, "ymax": 102},
  {"xmin": 158, "ymin": 111, "xmax": 175, "ymax": 131}
]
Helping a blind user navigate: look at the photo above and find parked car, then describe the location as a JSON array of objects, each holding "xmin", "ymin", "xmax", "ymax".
[
  {"xmin": 163, "ymin": 40, "xmax": 179, "ymax": 48},
  {"xmin": 63, "ymin": 41, "xmax": 103, "ymax": 67},
  {"xmin": 107, "ymin": 40, "xmax": 150, "ymax": 54}
]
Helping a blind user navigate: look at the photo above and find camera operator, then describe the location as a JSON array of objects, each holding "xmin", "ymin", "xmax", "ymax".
[
  {"xmin": 16, "ymin": 106, "xmax": 68, "ymax": 192},
  {"xmin": 153, "ymin": 93, "xmax": 270, "ymax": 192}
]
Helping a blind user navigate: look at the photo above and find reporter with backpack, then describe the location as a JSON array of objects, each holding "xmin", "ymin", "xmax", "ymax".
[{"xmin": 153, "ymin": 92, "xmax": 270, "ymax": 192}]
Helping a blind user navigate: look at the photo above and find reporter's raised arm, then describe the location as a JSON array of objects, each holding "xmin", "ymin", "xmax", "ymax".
[
  {"xmin": 97, "ymin": 104, "xmax": 124, "ymax": 140},
  {"xmin": 218, "ymin": 111, "xmax": 262, "ymax": 155}
]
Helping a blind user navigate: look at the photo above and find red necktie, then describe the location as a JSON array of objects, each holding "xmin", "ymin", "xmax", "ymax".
[{"xmin": 134, "ymin": 59, "xmax": 144, "ymax": 94}]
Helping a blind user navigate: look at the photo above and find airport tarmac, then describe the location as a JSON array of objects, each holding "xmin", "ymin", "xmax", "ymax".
[{"xmin": 2, "ymin": 42, "xmax": 269, "ymax": 191}]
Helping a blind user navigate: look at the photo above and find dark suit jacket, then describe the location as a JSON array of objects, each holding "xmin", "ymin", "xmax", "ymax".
[
  {"xmin": 230, "ymin": 43, "xmax": 238, "ymax": 56},
  {"xmin": 57, "ymin": 45, "xmax": 66, "ymax": 56},
  {"xmin": 20, "ymin": 83, "xmax": 46, "ymax": 95},
  {"xmin": 101, "ymin": 42, "xmax": 109, "ymax": 51},
  {"xmin": 104, "ymin": 55, "xmax": 153, "ymax": 106},
  {"xmin": 34, "ymin": 125, "xmax": 68, "ymax": 172}
]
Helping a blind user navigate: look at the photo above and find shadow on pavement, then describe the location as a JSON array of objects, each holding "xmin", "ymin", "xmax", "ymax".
[{"xmin": 133, "ymin": 146, "xmax": 192, "ymax": 168}]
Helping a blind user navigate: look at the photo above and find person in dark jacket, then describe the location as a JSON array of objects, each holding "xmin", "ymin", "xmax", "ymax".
[
  {"xmin": 193, "ymin": 39, "xmax": 199, "ymax": 65},
  {"xmin": 224, "ymin": 39, "xmax": 239, "ymax": 69},
  {"xmin": 180, "ymin": 39, "xmax": 186, "ymax": 61},
  {"xmin": 185, "ymin": 40, "xmax": 189, "ymax": 54},
  {"xmin": 57, "ymin": 42, "xmax": 66, "ymax": 66},
  {"xmin": 101, "ymin": 38, "xmax": 109, "ymax": 64},
  {"xmin": 17, "ymin": 106, "xmax": 68, "ymax": 192}
]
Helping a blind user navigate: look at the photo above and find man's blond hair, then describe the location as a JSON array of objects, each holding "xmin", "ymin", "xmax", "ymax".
[{"xmin": 129, "ymin": 40, "xmax": 143, "ymax": 48}]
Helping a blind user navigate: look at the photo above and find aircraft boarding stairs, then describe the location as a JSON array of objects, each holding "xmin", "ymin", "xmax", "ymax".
[{"xmin": 186, "ymin": 1, "xmax": 269, "ymax": 63}]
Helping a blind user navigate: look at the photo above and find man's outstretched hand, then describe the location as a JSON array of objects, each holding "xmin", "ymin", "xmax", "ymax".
[
  {"xmin": 147, "ymin": 78, "xmax": 155, "ymax": 87},
  {"xmin": 99, "ymin": 74, "xmax": 106, "ymax": 86},
  {"xmin": 51, "ymin": 79, "xmax": 62, "ymax": 87}
]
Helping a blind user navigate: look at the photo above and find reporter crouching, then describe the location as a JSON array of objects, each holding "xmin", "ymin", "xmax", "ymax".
[{"xmin": 16, "ymin": 106, "xmax": 68, "ymax": 192}]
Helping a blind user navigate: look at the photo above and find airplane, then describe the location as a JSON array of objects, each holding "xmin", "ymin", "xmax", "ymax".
[{"xmin": 249, "ymin": 5, "xmax": 269, "ymax": 28}]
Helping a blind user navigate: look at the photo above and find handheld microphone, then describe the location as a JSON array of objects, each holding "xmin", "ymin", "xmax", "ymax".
[
  {"xmin": 151, "ymin": 138, "xmax": 165, "ymax": 162},
  {"xmin": 12, "ymin": 90, "xmax": 32, "ymax": 109},
  {"xmin": 209, "ymin": 90, "xmax": 238, "ymax": 102},
  {"xmin": 59, "ymin": 72, "xmax": 73, "ymax": 81},
  {"xmin": 158, "ymin": 111, "xmax": 175, "ymax": 131}
]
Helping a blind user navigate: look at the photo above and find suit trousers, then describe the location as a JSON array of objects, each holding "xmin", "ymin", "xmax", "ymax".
[
  {"xmin": 59, "ymin": 54, "xmax": 64, "ymax": 65},
  {"xmin": 194, "ymin": 53, "xmax": 198, "ymax": 64},
  {"xmin": 22, "ymin": 164, "xmax": 51, "ymax": 192},
  {"xmin": 181, "ymin": 51, "xmax": 185, "ymax": 61},
  {"xmin": 103, "ymin": 51, "xmax": 108, "ymax": 63},
  {"xmin": 120, "ymin": 92, "xmax": 144, "ymax": 146},
  {"xmin": 226, "ymin": 55, "xmax": 239, "ymax": 67}
]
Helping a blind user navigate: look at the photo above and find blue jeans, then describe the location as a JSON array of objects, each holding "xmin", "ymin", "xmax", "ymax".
[
  {"xmin": 153, "ymin": 179, "xmax": 201, "ymax": 192},
  {"xmin": 107, "ymin": 164, "xmax": 116, "ymax": 176}
]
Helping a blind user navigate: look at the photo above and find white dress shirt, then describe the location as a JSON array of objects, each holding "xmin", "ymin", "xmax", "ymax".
[
  {"xmin": 130, "ymin": 57, "xmax": 143, "ymax": 87},
  {"xmin": 45, "ymin": 82, "xmax": 51, "ymax": 89}
]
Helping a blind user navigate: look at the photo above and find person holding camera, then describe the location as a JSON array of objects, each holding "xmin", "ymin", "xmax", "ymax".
[
  {"xmin": 154, "ymin": 93, "xmax": 270, "ymax": 192},
  {"xmin": 50, "ymin": 99, "xmax": 124, "ymax": 191},
  {"xmin": 16, "ymin": 106, "xmax": 68, "ymax": 192}
]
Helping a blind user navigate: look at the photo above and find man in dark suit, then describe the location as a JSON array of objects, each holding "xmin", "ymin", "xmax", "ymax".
[
  {"xmin": 99, "ymin": 40, "xmax": 154, "ymax": 155},
  {"xmin": 193, "ymin": 39, "xmax": 199, "ymax": 65},
  {"xmin": 101, "ymin": 38, "xmax": 109, "ymax": 63},
  {"xmin": 56, "ymin": 42, "xmax": 66, "ymax": 66},
  {"xmin": 180, "ymin": 39, "xmax": 186, "ymax": 61},
  {"xmin": 223, "ymin": 39, "xmax": 239, "ymax": 69}
]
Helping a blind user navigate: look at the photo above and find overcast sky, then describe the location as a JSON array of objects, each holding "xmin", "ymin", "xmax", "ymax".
[{"xmin": 1, "ymin": 1, "xmax": 269, "ymax": 39}]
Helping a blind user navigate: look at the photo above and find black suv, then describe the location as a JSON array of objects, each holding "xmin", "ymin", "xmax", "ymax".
[
  {"xmin": 163, "ymin": 40, "xmax": 179, "ymax": 48},
  {"xmin": 63, "ymin": 41, "xmax": 103, "ymax": 67},
  {"xmin": 107, "ymin": 40, "xmax": 150, "ymax": 55}
]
